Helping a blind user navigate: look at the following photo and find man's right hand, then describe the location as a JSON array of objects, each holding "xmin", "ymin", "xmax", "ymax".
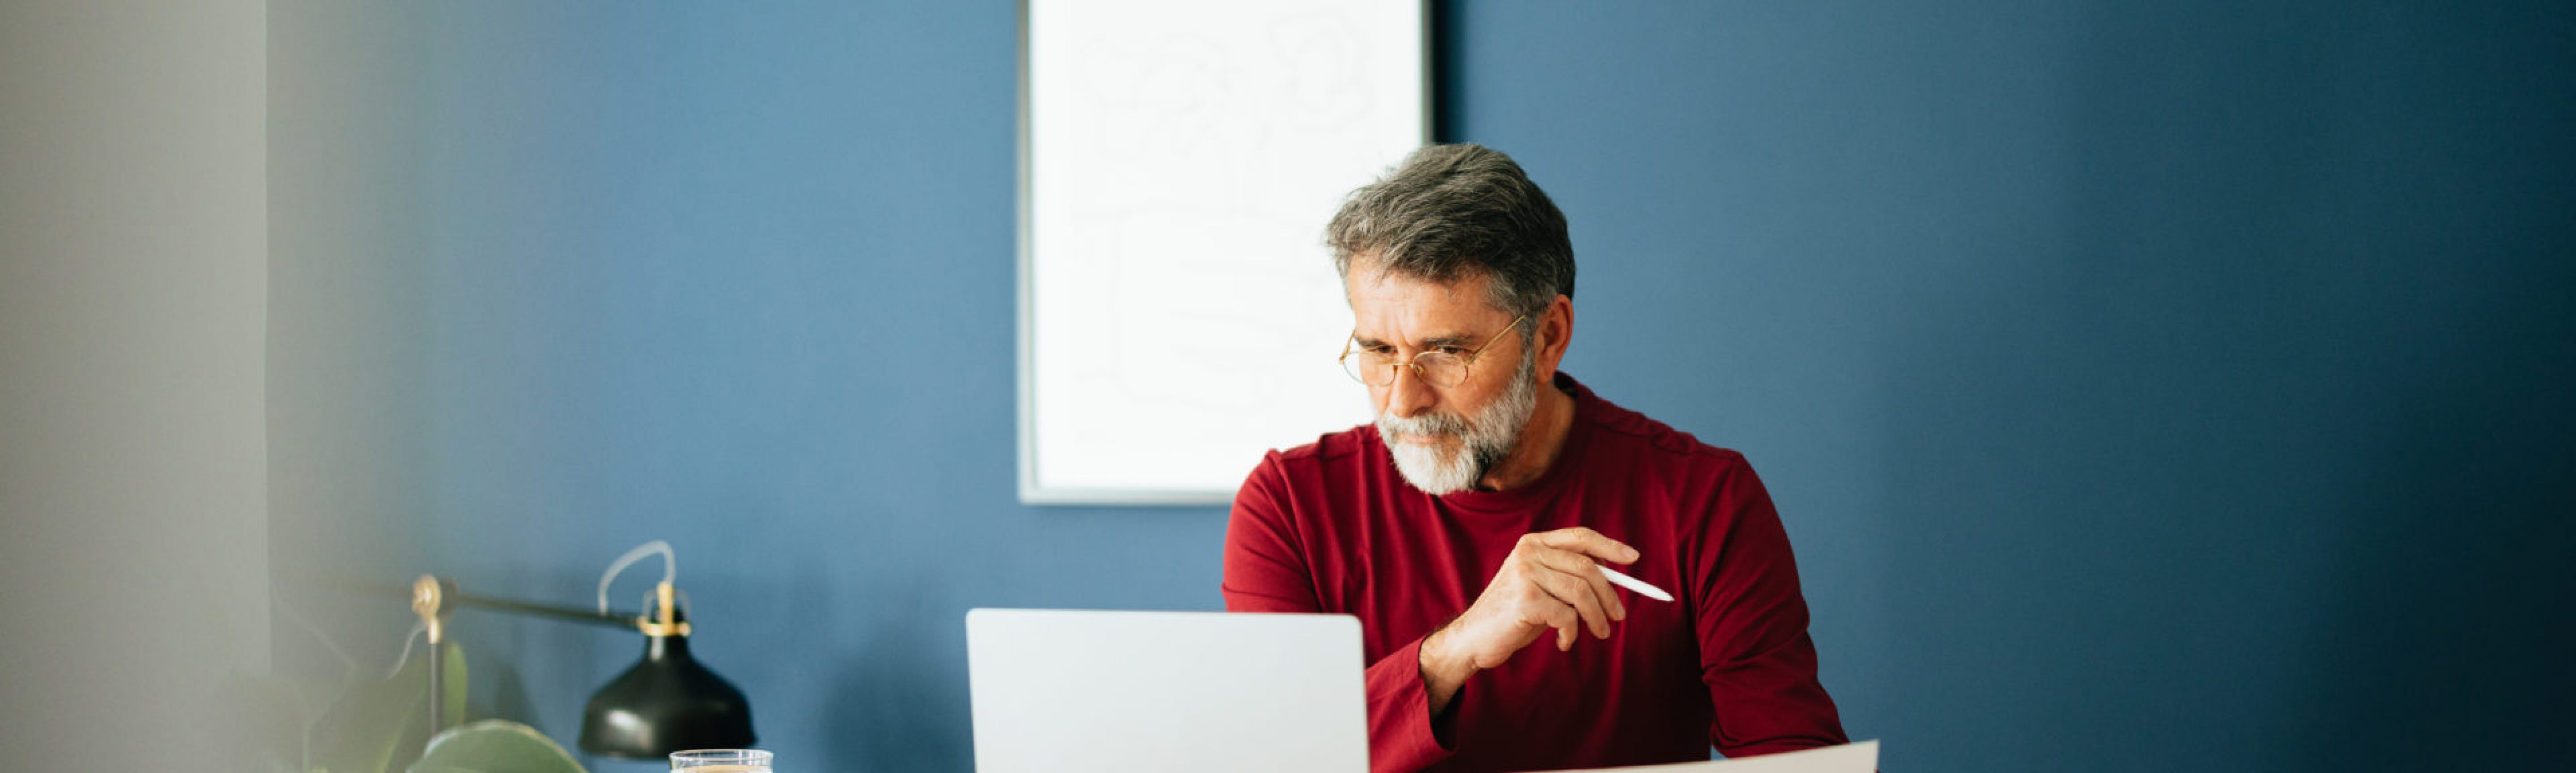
[{"xmin": 1420, "ymin": 527, "xmax": 1641, "ymax": 713}]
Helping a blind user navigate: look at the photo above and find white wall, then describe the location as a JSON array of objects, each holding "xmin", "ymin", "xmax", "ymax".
[{"xmin": 0, "ymin": 1, "xmax": 270, "ymax": 768}]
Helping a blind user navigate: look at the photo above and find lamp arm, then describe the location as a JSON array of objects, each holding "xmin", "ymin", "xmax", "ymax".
[
  {"xmin": 371, "ymin": 575, "xmax": 646, "ymax": 629},
  {"xmin": 448, "ymin": 587, "xmax": 644, "ymax": 629}
]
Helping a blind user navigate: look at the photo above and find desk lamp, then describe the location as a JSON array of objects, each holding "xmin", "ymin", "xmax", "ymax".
[{"xmin": 404, "ymin": 541, "xmax": 754, "ymax": 759}]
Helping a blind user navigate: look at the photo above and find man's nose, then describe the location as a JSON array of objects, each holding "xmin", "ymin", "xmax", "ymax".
[{"xmin": 1383, "ymin": 363, "xmax": 1437, "ymax": 418}]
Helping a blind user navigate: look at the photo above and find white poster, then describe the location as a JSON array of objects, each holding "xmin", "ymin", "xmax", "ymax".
[{"xmin": 1021, "ymin": 0, "xmax": 1428, "ymax": 503}]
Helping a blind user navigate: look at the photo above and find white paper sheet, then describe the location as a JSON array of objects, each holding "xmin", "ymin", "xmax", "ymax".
[{"xmin": 1550, "ymin": 741, "xmax": 1879, "ymax": 773}]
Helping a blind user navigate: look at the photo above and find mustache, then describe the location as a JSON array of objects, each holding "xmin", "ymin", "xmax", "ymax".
[{"xmin": 1378, "ymin": 410, "xmax": 1470, "ymax": 439}]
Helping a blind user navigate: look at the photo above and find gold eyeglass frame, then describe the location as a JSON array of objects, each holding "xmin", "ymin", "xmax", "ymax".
[{"xmin": 1339, "ymin": 315, "xmax": 1529, "ymax": 389}]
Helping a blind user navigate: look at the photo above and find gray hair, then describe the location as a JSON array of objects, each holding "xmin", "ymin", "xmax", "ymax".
[{"xmin": 1325, "ymin": 144, "xmax": 1575, "ymax": 332}]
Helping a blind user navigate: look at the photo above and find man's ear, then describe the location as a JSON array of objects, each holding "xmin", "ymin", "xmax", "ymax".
[{"xmin": 1536, "ymin": 295, "xmax": 1573, "ymax": 376}]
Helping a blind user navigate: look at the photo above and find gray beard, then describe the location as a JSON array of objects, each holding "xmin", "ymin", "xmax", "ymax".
[{"xmin": 1376, "ymin": 347, "xmax": 1540, "ymax": 496}]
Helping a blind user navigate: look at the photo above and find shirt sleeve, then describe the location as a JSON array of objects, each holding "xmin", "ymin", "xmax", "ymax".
[
  {"xmin": 1693, "ymin": 456, "xmax": 1852, "ymax": 758},
  {"xmin": 1221, "ymin": 453, "xmax": 1456, "ymax": 773}
]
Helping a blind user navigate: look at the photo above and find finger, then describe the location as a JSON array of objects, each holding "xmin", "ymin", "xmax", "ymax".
[
  {"xmin": 1529, "ymin": 547, "xmax": 1626, "ymax": 621},
  {"xmin": 1537, "ymin": 527, "xmax": 1641, "ymax": 565},
  {"xmin": 1533, "ymin": 602, "xmax": 1578, "ymax": 651},
  {"xmin": 1531, "ymin": 565, "xmax": 1613, "ymax": 639},
  {"xmin": 1518, "ymin": 590, "xmax": 1579, "ymax": 629}
]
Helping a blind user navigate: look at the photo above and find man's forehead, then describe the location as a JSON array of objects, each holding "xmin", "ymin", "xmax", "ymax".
[
  {"xmin": 1347, "ymin": 264, "xmax": 1487, "ymax": 309},
  {"xmin": 1346, "ymin": 268, "xmax": 1510, "ymax": 340}
]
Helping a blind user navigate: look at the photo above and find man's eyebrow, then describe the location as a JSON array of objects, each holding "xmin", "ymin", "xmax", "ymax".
[{"xmin": 1352, "ymin": 332, "xmax": 1477, "ymax": 349}]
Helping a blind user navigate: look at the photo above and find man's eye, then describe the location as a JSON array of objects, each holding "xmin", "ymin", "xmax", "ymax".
[{"xmin": 1434, "ymin": 347, "xmax": 1467, "ymax": 356}]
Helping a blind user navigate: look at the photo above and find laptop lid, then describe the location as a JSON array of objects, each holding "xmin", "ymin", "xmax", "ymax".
[{"xmin": 965, "ymin": 609, "xmax": 1368, "ymax": 773}]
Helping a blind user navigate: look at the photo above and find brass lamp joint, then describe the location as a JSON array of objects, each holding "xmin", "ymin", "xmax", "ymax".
[
  {"xmin": 411, "ymin": 574, "xmax": 453, "ymax": 644},
  {"xmin": 636, "ymin": 580, "xmax": 691, "ymax": 637}
]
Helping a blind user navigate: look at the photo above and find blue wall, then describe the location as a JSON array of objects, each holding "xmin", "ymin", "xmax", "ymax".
[
  {"xmin": 1447, "ymin": 2, "xmax": 2574, "ymax": 771},
  {"xmin": 276, "ymin": 2, "xmax": 2572, "ymax": 771}
]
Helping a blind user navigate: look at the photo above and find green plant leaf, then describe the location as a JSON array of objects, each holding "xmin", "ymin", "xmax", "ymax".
[
  {"xmin": 438, "ymin": 641, "xmax": 467, "ymax": 734},
  {"xmin": 405, "ymin": 720, "xmax": 586, "ymax": 773},
  {"xmin": 307, "ymin": 641, "xmax": 468, "ymax": 773}
]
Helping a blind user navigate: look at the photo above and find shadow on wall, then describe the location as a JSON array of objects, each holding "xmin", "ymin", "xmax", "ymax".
[{"xmin": 1875, "ymin": 2, "xmax": 2573, "ymax": 770}]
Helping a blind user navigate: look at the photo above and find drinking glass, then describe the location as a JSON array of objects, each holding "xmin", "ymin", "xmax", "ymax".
[{"xmin": 670, "ymin": 749, "xmax": 772, "ymax": 772}]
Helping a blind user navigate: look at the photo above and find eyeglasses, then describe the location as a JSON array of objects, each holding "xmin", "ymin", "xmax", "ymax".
[{"xmin": 1338, "ymin": 315, "xmax": 1528, "ymax": 389}]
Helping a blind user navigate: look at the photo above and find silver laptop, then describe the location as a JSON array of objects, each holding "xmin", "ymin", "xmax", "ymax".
[{"xmin": 965, "ymin": 609, "xmax": 1368, "ymax": 773}]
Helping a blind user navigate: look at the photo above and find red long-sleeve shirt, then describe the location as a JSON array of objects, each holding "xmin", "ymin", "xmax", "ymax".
[{"xmin": 1223, "ymin": 374, "xmax": 1849, "ymax": 772}]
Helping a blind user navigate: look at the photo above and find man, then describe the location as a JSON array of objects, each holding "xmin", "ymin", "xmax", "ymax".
[{"xmin": 1224, "ymin": 144, "xmax": 1850, "ymax": 772}]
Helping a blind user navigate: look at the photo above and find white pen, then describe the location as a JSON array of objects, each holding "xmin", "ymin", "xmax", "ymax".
[{"xmin": 1598, "ymin": 565, "xmax": 1674, "ymax": 602}]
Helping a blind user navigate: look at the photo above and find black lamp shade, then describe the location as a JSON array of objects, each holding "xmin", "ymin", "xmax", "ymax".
[{"xmin": 578, "ymin": 632, "xmax": 756, "ymax": 759}]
